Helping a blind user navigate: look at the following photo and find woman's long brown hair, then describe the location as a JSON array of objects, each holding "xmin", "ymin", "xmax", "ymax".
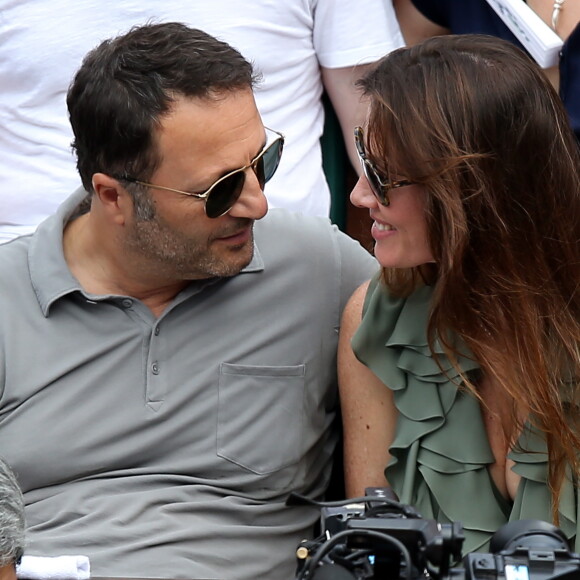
[{"xmin": 358, "ymin": 35, "xmax": 580, "ymax": 520}]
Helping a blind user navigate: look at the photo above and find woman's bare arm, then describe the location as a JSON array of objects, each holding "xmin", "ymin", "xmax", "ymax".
[{"xmin": 338, "ymin": 281, "xmax": 398, "ymax": 497}]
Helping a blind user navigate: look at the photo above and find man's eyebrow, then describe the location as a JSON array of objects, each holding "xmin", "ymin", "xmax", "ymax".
[
  {"xmin": 227, "ymin": 131, "xmax": 268, "ymax": 170},
  {"xmin": 251, "ymin": 132, "xmax": 268, "ymax": 161},
  {"xmin": 185, "ymin": 132, "xmax": 268, "ymax": 193}
]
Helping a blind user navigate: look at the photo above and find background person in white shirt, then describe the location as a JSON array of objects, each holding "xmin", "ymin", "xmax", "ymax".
[{"xmin": 0, "ymin": 0, "xmax": 404, "ymax": 242}]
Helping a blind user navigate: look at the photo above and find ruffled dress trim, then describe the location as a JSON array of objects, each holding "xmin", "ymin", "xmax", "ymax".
[{"xmin": 351, "ymin": 274, "xmax": 578, "ymax": 554}]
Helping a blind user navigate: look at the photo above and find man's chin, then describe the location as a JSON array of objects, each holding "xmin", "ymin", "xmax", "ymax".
[
  {"xmin": 199, "ymin": 240, "xmax": 254, "ymax": 279},
  {"xmin": 219, "ymin": 244, "xmax": 254, "ymax": 277}
]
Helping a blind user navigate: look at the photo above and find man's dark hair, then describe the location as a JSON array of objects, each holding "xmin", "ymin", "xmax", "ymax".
[{"xmin": 67, "ymin": 22, "xmax": 258, "ymax": 191}]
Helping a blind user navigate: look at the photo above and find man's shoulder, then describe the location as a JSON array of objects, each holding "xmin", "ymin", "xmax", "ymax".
[
  {"xmin": 254, "ymin": 208, "xmax": 377, "ymax": 274},
  {"xmin": 0, "ymin": 234, "xmax": 32, "ymax": 267},
  {"xmin": 0, "ymin": 235, "xmax": 35, "ymax": 309},
  {"xmin": 256, "ymin": 209, "xmax": 364, "ymax": 253},
  {"xmin": 258, "ymin": 207, "xmax": 333, "ymax": 233}
]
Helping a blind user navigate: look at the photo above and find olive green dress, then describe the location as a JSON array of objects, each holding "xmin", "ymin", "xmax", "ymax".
[{"xmin": 351, "ymin": 274, "xmax": 579, "ymax": 554}]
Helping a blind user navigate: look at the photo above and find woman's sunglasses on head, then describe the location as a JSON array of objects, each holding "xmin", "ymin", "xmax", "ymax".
[
  {"xmin": 119, "ymin": 127, "xmax": 284, "ymax": 218},
  {"xmin": 354, "ymin": 126, "xmax": 414, "ymax": 206}
]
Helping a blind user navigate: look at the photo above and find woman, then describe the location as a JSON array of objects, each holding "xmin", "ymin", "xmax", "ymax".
[{"xmin": 338, "ymin": 34, "xmax": 580, "ymax": 555}]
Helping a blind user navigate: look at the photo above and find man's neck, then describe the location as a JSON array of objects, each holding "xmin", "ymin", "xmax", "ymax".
[{"xmin": 63, "ymin": 213, "xmax": 188, "ymax": 317}]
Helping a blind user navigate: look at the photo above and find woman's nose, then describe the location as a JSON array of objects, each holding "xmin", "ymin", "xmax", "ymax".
[{"xmin": 350, "ymin": 176, "xmax": 378, "ymax": 209}]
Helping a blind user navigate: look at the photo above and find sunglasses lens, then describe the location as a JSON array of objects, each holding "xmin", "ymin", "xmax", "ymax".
[
  {"xmin": 205, "ymin": 171, "xmax": 245, "ymax": 218},
  {"xmin": 250, "ymin": 136, "xmax": 283, "ymax": 190},
  {"xmin": 262, "ymin": 138, "xmax": 283, "ymax": 183},
  {"xmin": 204, "ymin": 133, "xmax": 283, "ymax": 218},
  {"xmin": 355, "ymin": 128, "xmax": 384, "ymax": 204},
  {"xmin": 355, "ymin": 127, "xmax": 389, "ymax": 205},
  {"xmin": 363, "ymin": 163, "xmax": 387, "ymax": 205},
  {"xmin": 254, "ymin": 157, "xmax": 266, "ymax": 190}
]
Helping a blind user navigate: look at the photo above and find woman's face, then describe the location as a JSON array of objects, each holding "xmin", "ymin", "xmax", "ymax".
[{"xmin": 350, "ymin": 174, "xmax": 434, "ymax": 269}]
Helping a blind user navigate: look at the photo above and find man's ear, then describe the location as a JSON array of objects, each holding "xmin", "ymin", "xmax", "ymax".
[{"xmin": 91, "ymin": 173, "xmax": 133, "ymax": 226}]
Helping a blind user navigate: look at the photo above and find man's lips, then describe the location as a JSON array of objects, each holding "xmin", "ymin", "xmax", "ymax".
[{"xmin": 215, "ymin": 225, "xmax": 252, "ymax": 244}]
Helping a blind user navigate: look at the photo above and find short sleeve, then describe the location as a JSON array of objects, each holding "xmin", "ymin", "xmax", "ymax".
[{"xmin": 312, "ymin": 0, "xmax": 404, "ymax": 68}]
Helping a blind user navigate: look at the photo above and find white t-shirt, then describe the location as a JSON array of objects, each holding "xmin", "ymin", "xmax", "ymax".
[{"xmin": 0, "ymin": 0, "xmax": 403, "ymax": 241}]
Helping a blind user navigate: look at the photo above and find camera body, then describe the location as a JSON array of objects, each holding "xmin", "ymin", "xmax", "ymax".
[{"xmin": 292, "ymin": 488, "xmax": 580, "ymax": 580}]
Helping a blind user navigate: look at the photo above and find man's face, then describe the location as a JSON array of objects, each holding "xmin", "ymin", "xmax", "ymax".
[{"xmin": 122, "ymin": 89, "xmax": 269, "ymax": 280}]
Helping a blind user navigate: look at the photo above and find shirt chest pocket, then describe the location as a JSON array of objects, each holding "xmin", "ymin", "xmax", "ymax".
[{"xmin": 217, "ymin": 362, "xmax": 305, "ymax": 474}]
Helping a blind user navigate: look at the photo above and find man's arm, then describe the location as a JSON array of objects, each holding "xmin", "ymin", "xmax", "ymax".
[
  {"xmin": 393, "ymin": 0, "xmax": 450, "ymax": 46},
  {"xmin": 337, "ymin": 282, "xmax": 397, "ymax": 497}
]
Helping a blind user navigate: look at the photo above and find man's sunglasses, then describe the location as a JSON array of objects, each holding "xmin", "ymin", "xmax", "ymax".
[
  {"xmin": 120, "ymin": 127, "xmax": 284, "ymax": 218},
  {"xmin": 354, "ymin": 126, "xmax": 414, "ymax": 206}
]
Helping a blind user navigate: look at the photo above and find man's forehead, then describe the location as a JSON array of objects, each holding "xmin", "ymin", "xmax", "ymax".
[
  {"xmin": 156, "ymin": 90, "xmax": 262, "ymax": 143},
  {"xmin": 151, "ymin": 90, "xmax": 265, "ymax": 179}
]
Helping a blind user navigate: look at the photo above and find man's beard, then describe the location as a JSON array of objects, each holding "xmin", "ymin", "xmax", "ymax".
[{"xmin": 124, "ymin": 195, "xmax": 254, "ymax": 280}]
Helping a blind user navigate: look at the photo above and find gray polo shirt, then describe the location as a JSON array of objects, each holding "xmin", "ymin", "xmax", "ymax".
[{"xmin": 0, "ymin": 189, "xmax": 377, "ymax": 580}]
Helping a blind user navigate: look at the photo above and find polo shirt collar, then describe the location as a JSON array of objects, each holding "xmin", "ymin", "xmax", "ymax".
[
  {"xmin": 29, "ymin": 188, "xmax": 265, "ymax": 316},
  {"xmin": 29, "ymin": 188, "xmax": 87, "ymax": 316},
  {"xmin": 239, "ymin": 242, "xmax": 264, "ymax": 273}
]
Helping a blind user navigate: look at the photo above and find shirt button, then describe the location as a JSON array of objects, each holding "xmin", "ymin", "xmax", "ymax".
[
  {"xmin": 154, "ymin": 327, "xmax": 160, "ymax": 336},
  {"xmin": 151, "ymin": 362, "xmax": 160, "ymax": 375},
  {"xmin": 122, "ymin": 299, "xmax": 133, "ymax": 308}
]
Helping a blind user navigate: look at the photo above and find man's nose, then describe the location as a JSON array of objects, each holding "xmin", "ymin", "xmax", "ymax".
[{"xmin": 227, "ymin": 169, "xmax": 268, "ymax": 220}]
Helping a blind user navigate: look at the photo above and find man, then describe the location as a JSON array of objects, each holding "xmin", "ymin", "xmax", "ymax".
[
  {"xmin": 0, "ymin": 0, "xmax": 404, "ymax": 241},
  {"xmin": 0, "ymin": 459, "xmax": 25, "ymax": 580},
  {"xmin": 0, "ymin": 23, "xmax": 377, "ymax": 580}
]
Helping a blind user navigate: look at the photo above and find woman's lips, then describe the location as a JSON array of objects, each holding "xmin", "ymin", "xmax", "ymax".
[{"xmin": 371, "ymin": 220, "xmax": 396, "ymax": 240}]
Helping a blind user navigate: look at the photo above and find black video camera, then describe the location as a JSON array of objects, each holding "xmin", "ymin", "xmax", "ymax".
[{"xmin": 288, "ymin": 488, "xmax": 580, "ymax": 580}]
